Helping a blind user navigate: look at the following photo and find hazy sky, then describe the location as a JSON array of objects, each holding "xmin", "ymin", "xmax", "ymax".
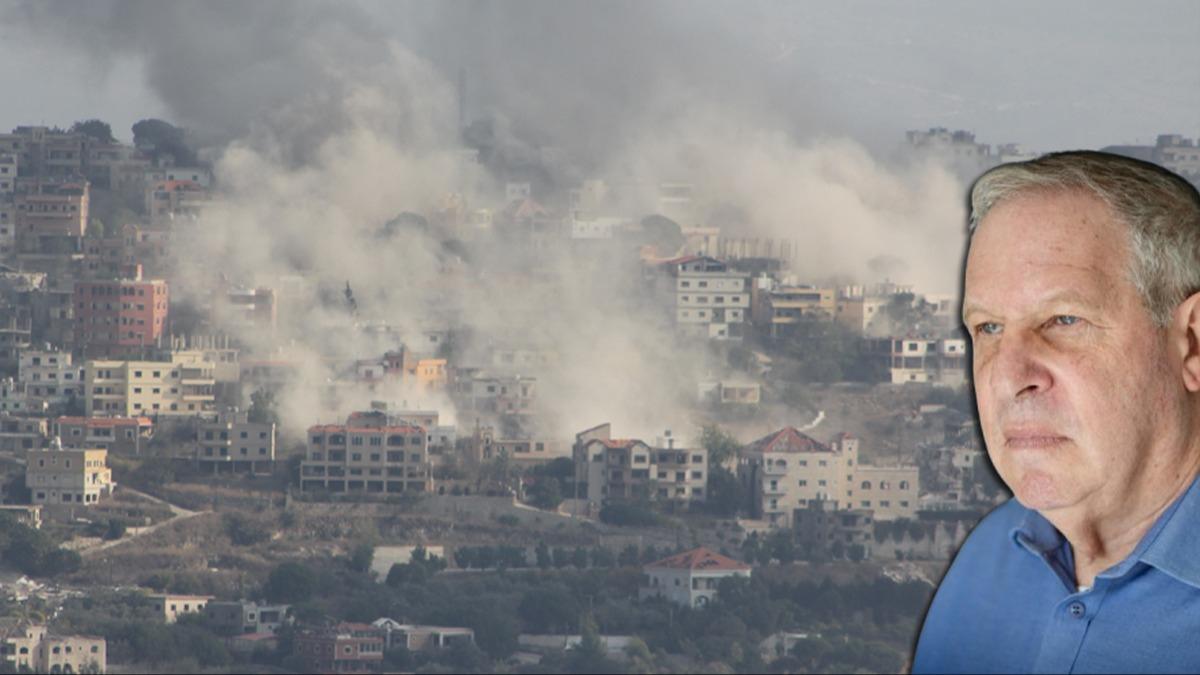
[{"xmin": 0, "ymin": 0, "xmax": 1196, "ymax": 153}]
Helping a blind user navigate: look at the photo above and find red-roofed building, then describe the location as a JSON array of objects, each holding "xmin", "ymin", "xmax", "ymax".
[
  {"xmin": 738, "ymin": 428, "xmax": 858, "ymax": 527},
  {"xmin": 639, "ymin": 547, "xmax": 752, "ymax": 607},
  {"xmin": 300, "ymin": 414, "xmax": 431, "ymax": 495},
  {"xmin": 573, "ymin": 423, "xmax": 708, "ymax": 507},
  {"xmin": 738, "ymin": 429, "xmax": 918, "ymax": 527}
]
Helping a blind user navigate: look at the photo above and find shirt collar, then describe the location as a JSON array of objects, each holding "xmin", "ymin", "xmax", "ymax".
[{"xmin": 1010, "ymin": 472, "xmax": 1200, "ymax": 589}]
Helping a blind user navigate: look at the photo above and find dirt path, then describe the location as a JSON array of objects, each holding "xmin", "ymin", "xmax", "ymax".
[{"xmin": 76, "ymin": 486, "xmax": 204, "ymax": 557}]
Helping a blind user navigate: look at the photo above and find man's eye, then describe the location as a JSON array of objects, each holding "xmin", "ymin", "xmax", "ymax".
[
  {"xmin": 1051, "ymin": 315, "xmax": 1081, "ymax": 327},
  {"xmin": 974, "ymin": 322, "xmax": 1001, "ymax": 336}
]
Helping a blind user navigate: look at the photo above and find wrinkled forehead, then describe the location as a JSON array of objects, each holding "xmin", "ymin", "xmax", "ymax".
[{"xmin": 962, "ymin": 190, "xmax": 1137, "ymax": 317}]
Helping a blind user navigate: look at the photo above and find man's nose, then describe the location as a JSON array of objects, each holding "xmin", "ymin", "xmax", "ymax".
[{"xmin": 989, "ymin": 330, "xmax": 1054, "ymax": 400}]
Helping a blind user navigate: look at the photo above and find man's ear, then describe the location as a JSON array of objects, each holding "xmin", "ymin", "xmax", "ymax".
[{"xmin": 1176, "ymin": 291, "xmax": 1200, "ymax": 392}]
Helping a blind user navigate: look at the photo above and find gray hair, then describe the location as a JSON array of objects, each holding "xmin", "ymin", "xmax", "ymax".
[{"xmin": 969, "ymin": 150, "xmax": 1200, "ymax": 327}]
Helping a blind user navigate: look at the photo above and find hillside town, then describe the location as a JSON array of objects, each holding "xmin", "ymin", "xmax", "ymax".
[{"xmin": 0, "ymin": 111, "xmax": 1191, "ymax": 675}]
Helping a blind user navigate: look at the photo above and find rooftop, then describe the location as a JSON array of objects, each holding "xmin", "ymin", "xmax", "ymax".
[
  {"xmin": 744, "ymin": 427, "xmax": 832, "ymax": 454},
  {"xmin": 645, "ymin": 547, "xmax": 751, "ymax": 572}
]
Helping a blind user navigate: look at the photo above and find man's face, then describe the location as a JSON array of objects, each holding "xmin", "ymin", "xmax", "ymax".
[{"xmin": 963, "ymin": 189, "xmax": 1177, "ymax": 514}]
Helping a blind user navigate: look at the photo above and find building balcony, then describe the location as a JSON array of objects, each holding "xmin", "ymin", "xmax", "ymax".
[{"xmin": 180, "ymin": 378, "xmax": 215, "ymax": 386}]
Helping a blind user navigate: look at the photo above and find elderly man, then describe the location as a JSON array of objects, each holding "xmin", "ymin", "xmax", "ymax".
[{"xmin": 913, "ymin": 151, "xmax": 1200, "ymax": 673}]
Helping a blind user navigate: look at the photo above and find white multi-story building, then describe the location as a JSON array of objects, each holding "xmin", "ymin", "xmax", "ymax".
[
  {"xmin": 300, "ymin": 415, "xmax": 432, "ymax": 495},
  {"xmin": 656, "ymin": 255, "xmax": 750, "ymax": 340},
  {"xmin": 25, "ymin": 446, "xmax": 113, "ymax": 506},
  {"xmin": 195, "ymin": 409, "xmax": 275, "ymax": 473},
  {"xmin": 639, "ymin": 547, "xmax": 751, "ymax": 608},
  {"xmin": 853, "ymin": 465, "xmax": 919, "ymax": 518},
  {"xmin": 739, "ymin": 428, "xmax": 859, "ymax": 527},
  {"xmin": 0, "ymin": 378, "xmax": 44, "ymax": 414},
  {"xmin": 738, "ymin": 428, "xmax": 919, "ymax": 527},
  {"xmin": 573, "ymin": 423, "xmax": 707, "ymax": 504},
  {"xmin": 871, "ymin": 337, "xmax": 967, "ymax": 385},
  {"xmin": 18, "ymin": 348, "xmax": 83, "ymax": 407},
  {"xmin": 83, "ymin": 351, "xmax": 216, "ymax": 417}
]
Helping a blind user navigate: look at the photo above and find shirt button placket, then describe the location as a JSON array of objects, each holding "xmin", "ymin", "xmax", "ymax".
[{"xmin": 1068, "ymin": 601, "xmax": 1086, "ymax": 619}]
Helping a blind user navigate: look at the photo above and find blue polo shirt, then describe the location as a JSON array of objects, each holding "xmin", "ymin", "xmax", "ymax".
[{"xmin": 913, "ymin": 474, "xmax": 1200, "ymax": 673}]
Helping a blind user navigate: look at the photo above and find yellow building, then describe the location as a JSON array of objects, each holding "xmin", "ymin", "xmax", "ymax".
[
  {"xmin": 834, "ymin": 295, "xmax": 890, "ymax": 336},
  {"xmin": 412, "ymin": 358, "xmax": 447, "ymax": 390},
  {"xmin": 84, "ymin": 351, "xmax": 215, "ymax": 417},
  {"xmin": 146, "ymin": 594, "xmax": 214, "ymax": 624},
  {"xmin": 752, "ymin": 285, "xmax": 837, "ymax": 338},
  {"xmin": 25, "ymin": 447, "xmax": 112, "ymax": 506},
  {"xmin": 0, "ymin": 624, "xmax": 106, "ymax": 674}
]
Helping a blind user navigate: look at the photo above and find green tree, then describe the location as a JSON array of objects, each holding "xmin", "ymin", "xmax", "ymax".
[
  {"xmin": 699, "ymin": 424, "xmax": 740, "ymax": 467},
  {"xmin": 705, "ymin": 466, "xmax": 745, "ymax": 517},
  {"xmin": 590, "ymin": 547, "xmax": 615, "ymax": 568},
  {"xmin": 132, "ymin": 118, "xmax": 196, "ymax": 165},
  {"xmin": 566, "ymin": 614, "xmax": 620, "ymax": 674},
  {"xmin": 87, "ymin": 217, "xmax": 107, "ymax": 239},
  {"xmin": 349, "ymin": 543, "xmax": 374, "ymax": 573},
  {"xmin": 518, "ymin": 588, "xmax": 579, "ymax": 632},
  {"xmin": 527, "ymin": 477, "xmax": 563, "ymax": 511},
  {"xmin": 264, "ymin": 562, "xmax": 316, "ymax": 603},
  {"xmin": 639, "ymin": 214, "xmax": 685, "ymax": 256},
  {"xmin": 247, "ymin": 388, "xmax": 280, "ymax": 426},
  {"xmin": 71, "ymin": 119, "xmax": 116, "ymax": 144},
  {"xmin": 535, "ymin": 541, "xmax": 552, "ymax": 569},
  {"xmin": 103, "ymin": 519, "xmax": 127, "ymax": 541},
  {"xmin": 618, "ymin": 544, "xmax": 641, "ymax": 568}
]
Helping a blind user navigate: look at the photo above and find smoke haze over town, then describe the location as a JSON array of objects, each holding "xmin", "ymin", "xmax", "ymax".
[{"xmin": 0, "ymin": 2, "xmax": 1195, "ymax": 673}]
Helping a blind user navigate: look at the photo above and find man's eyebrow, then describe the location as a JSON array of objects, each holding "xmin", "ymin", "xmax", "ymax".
[{"xmin": 961, "ymin": 291, "xmax": 1105, "ymax": 324}]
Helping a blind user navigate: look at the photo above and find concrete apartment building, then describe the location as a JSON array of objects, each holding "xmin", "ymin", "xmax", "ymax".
[
  {"xmin": 0, "ymin": 126, "xmax": 88, "ymax": 178},
  {"xmin": 656, "ymin": 255, "xmax": 750, "ymax": 340},
  {"xmin": 84, "ymin": 351, "xmax": 216, "ymax": 417},
  {"xmin": 0, "ymin": 378, "xmax": 42, "ymax": 414},
  {"xmin": 195, "ymin": 409, "xmax": 275, "ymax": 473},
  {"xmin": 371, "ymin": 618, "xmax": 475, "ymax": 651},
  {"xmin": 639, "ymin": 547, "xmax": 752, "ymax": 608},
  {"xmin": 738, "ymin": 428, "xmax": 860, "ymax": 527},
  {"xmin": 145, "ymin": 179, "xmax": 211, "ymax": 221},
  {"xmin": 453, "ymin": 370, "xmax": 535, "ymax": 416},
  {"xmin": 0, "ymin": 154, "xmax": 15, "ymax": 257},
  {"xmin": 0, "ymin": 414, "xmax": 47, "ymax": 452},
  {"xmin": 147, "ymin": 594, "xmax": 214, "ymax": 623},
  {"xmin": 205, "ymin": 601, "xmax": 291, "ymax": 635},
  {"xmin": 870, "ymin": 337, "xmax": 967, "ymax": 385},
  {"xmin": 573, "ymin": 423, "xmax": 708, "ymax": 504},
  {"xmin": 294, "ymin": 622, "xmax": 385, "ymax": 674},
  {"xmin": 25, "ymin": 446, "xmax": 113, "ymax": 506},
  {"xmin": 739, "ymin": 428, "xmax": 920, "ymax": 526},
  {"xmin": 854, "ymin": 465, "xmax": 919, "ymax": 517},
  {"xmin": 1104, "ymin": 134, "xmax": 1200, "ymax": 186},
  {"xmin": 55, "ymin": 416, "xmax": 153, "ymax": 454},
  {"xmin": 0, "ymin": 504, "xmax": 42, "ymax": 529},
  {"xmin": 19, "ymin": 347, "xmax": 83, "ymax": 407},
  {"xmin": 74, "ymin": 268, "xmax": 169, "ymax": 358},
  {"xmin": 0, "ymin": 305, "xmax": 31, "ymax": 373},
  {"xmin": 13, "ymin": 177, "xmax": 89, "ymax": 255},
  {"xmin": 300, "ymin": 416, "xmax": 432, "ymax": 495},
  {"xmin": 0, "ymin": 624, "xmax": 106, "ymax": 674},
  {"xmin": 835, "ymin": 293, "xmax": 890, "ymax": 336},
  {"xmin": 751, "ymin": 281, "xmax": 836, "ymax": 338},
  {"xmin": 793, "ymin": 500, "xmax": 875, "ymax": 560}
]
